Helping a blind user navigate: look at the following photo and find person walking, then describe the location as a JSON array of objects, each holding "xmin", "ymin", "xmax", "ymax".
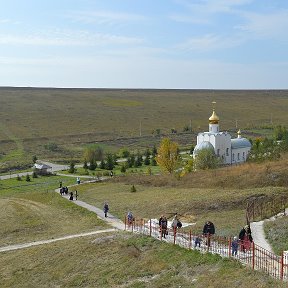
[
  {"xmin": 127, "ymin": 211, "xmax": 134, "ymax": 226},
  {"xmin": 194, "ymin": 236, "xmax": 202, "ymax": 248},
  {"xmin": 231, "ymin": 236, "xmax": 239, "ymax": 256},
  {"xmin": 69, "ymin": 191, "xmax": 73, "ymax": 201},
  {"xmin": 103, "ymin": 202, "xmax": 109, "ymax": 218},
  {"xmin": 171, "ymin": 213, "xmax": 179, "ymax": 230},
  {"xmin": 239, "ymin": 225, "xmax": 253, "ymax": 253},
  {"xmin": 75, "ymin": 190, "xmax": 78, "ymax": 200},
  {"xmin": 159, "ymin": 216, "xmax": 168, "ymax": 238},
  {"xmin": 203, "ymin": 221, "xmax": 215, "ymax": 247}
]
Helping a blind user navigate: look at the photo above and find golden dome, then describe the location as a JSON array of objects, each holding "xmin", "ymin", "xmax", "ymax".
[{"xmin": 209, "ymin": 109, "xmax": 219, "ymax": 124}]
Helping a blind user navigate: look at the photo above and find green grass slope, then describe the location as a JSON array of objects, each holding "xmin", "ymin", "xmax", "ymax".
[{"xmin": 0, "ymin": 233, "xmax": 285, "ymax": 288}]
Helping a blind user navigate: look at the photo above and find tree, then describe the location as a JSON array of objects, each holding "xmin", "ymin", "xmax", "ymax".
[
  {"xmin": 26, "ymin": 174, "xmax": 31, "ymax": 182},
  {"xmin": 105, "ymin": 153, "xmax": 115, "ymax": 170},
  {"xmin": 144, "ymin": 148, "xmax": 151, "ymax": 165},
  {"xmin": 120, "ymin": 165, "xmax": 126, "ymax": 173},
  {"xmin": 156, "ymin": 138, "xmax": 180, "ymax": 174},
  {"xmin": 32, "ymin": 155, "xmax": 37, "ymax": 163},
  {"xmin": 119, "ymin": 148, "xmax": 130, "ymax": 158},
  {"xmin": 83, "ymin": 145, "xmax": 104, "ymax": 165},
  {"xmin": 99, "ymin": 159, "xmax": 106, "ymax": 169},
  {"xmin": 134, "ymin": 152, "xmax": 143, "ymax": 167},
  {"xmin": 89, "ymin": 159, "xmax": 97, "ymax": 170},
  {"xmin": 83, "ymin": 160, "xmax": 88, "ymax": 170},
  {"xmin": 194, "ymin": 148, "xmax": 220, "ymax": 170},
  {"xmin": 127, "ymin": 154, "xmax": 135, "ymax": 168},
  {"xmin": 68, "ymin": 162, "xmax": 76, "ymax": 173}
]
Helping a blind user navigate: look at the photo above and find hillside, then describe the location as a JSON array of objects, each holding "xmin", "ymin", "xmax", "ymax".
[{"xmin": 116, "ymin": 153, "xmax": 288, "ymax": 190}]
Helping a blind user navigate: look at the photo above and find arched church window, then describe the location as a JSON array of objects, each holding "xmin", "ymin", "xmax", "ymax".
[
  {"xmin": 217, "ymin": 149, "xmax": 220, "ymax": 156},
  {"xmin": 232, "ymin": 154, "xmax": 234, "ymax": 161},
  {"xmin": 226, "ymin": 148, "xmax": 229, "ymax": 156},
  {"xmin": 237, "ymin": 153, "xmax": 240, "ymax": 160}
]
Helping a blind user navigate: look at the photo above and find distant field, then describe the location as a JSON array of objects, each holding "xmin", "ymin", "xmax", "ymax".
[{"xmin": 0, "ymin": 87, "xmax": 287, "ymax": 167}]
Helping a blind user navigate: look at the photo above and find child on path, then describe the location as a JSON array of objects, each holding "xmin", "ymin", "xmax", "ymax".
[
  {"xmin": 194, "ymin": 236, "xmax": 202, "ymax": 248},
  {"xmin": 231, "ymin": 236, "xmax": 239, "ymax": 256}
]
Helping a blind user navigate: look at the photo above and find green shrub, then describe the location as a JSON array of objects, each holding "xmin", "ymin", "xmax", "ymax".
[{"xmin": 130, "ymin": 185, "xmax": 136, "ymax": 193}]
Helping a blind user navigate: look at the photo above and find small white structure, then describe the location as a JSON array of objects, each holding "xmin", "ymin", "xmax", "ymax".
[
  {"xmin": 34, "ymin": 163, "xmax": 52, "ymax": 175},
  {"xmin": 193, "ymin": 108, "xmax": 251, "ymax": 165}
]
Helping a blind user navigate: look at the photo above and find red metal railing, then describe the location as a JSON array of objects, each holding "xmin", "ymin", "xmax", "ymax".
[{"xmin": 124, "ymin": 217, "xmax": 288, "ymax": 282}]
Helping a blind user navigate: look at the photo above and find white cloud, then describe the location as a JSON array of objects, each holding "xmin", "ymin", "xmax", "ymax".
[
  {"xmin": 67, "ymin": 10, "xmax": 146, "ymax": 25},
  {"xmin": 175, "ymin": 34, "xmax": 244, "ymax": 52},
  {"xmin": 0, "ymin": 30, "xmax": 144, "ymax": 46},
  {"xmin": 171, "ymin": 0, "xmax": 254, "ymax": 23},
  {"xmin": 236, "ymin": 10, "xmax": 288, "ymax": 38}
]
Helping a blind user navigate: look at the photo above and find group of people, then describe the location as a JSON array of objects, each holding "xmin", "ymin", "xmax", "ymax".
[
  {"xmin": 195, "ymin": 222, "xmax": 253, "ymax": 256},
  {"xmin": 157, "ymin": 216, "xmax": 253, "ymax": 255},
  {"xmin": 67, "ymin": 194, "xmax": 253, "ymax": 254},
  {"xmin": 59, "ymin": 186, "xmax": 78, "ymax": 201},
  {"xmin": 68, "ymin": 190, "xmax": 78, "ymax": 201},
  {"xmin": 59, "ymin": 186, "xmax": 69, "ymax": 196}
]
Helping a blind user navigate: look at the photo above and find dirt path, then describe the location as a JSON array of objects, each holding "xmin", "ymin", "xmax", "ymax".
[{"xmin": 0, "ymin": 229, "xmax": 116, "ymax": 253}]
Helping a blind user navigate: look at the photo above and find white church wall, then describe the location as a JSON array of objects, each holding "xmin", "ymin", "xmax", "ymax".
[{"xmin": 231, "ymin": 147, "xmax": 250, "ymax": 164}]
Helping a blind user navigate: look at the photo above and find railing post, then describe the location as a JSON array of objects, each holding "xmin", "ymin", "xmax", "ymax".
[
  {"xmin": 228, "ymin": 237, "xmax": 231, "ymax": 257},
  {"xmin": 252, "ymin": 242, "xmax": 255, "ymax": 270},
  {"xmin": 149, "ymin": 219, "xmax": 152, "ymax": 237},
  {"xmin": 207, "ymin": 233, "xmax": 210, "ymax": 251},
  {"xmin": 173, "ymin": 227, "xmax": 176, "ymax": 244},
  {"xmin": 280, "ymin": 251, "xmax": 284, "ymax": 280}
]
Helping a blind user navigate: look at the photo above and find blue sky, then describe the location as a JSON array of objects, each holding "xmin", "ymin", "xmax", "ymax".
[{"xmin": 0, "ymin": 0, "xmax": 288, "ymax": 89}]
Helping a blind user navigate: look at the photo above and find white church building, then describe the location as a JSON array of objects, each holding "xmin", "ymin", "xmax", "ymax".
[{"xmin": 193, "ymin": 109, "xmax": 252, "ymax": 165}]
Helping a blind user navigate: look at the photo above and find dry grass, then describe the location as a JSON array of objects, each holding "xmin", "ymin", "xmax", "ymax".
[
  {"xmin": 116, "ymin": 153, "xmax": 288, "ymax": 189},
  {"xmin": 0, "ymin": 233, "xmax": 285, "ymax": 288},
  {"xmin": 1, "ymin": 87, "xmax": 288, "ymax": 167},
  {"xmin": 0, "ymin": 190, "xmax": 108, "ymax": 246}
]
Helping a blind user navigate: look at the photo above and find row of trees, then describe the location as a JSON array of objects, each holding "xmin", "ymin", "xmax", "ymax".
[
  {"xmin": 81, "ymin": 145, "xmax": 158, "ymax": 173},
  {"xmin": 69, "ymin": 125, "xmax": 288, "ymax": 176}
]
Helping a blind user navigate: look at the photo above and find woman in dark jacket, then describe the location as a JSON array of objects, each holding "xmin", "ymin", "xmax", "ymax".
[
  {"xmin": 239, "ymin": 225, "xmax": 253, "ymax": 252},
  {"xmin": 203, "ymin": 221, "xmax": 215, "ymax": 246}
]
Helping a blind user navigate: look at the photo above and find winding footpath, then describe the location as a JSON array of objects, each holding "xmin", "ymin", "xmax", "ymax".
[{"xmin": 0, "ymin": 167, "xmax": 285, "ymax": 259}]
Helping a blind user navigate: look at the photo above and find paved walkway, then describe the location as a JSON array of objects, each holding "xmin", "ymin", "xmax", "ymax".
[
  {"xmin": 59, "ymin": 191, "xmax": 125, "ymax": 230},
  {"xmin": 250, "ymin": 208, "xmax": 288, "ymax": 253}
]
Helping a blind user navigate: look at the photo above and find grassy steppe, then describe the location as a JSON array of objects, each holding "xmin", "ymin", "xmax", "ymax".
[{"xmin": 1, "ymin": 87, "xmax": 288, "ymax": 167}]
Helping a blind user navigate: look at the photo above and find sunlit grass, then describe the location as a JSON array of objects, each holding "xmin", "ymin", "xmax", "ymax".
[{"xmin": 0, "ymin": 233, "xmax": 284, "ymax": 288}]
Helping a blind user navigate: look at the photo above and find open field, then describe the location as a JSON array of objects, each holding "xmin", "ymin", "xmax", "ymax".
[{"xmin": 1, "ymin": 87, "xmax": 288, "ymax": 168}]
